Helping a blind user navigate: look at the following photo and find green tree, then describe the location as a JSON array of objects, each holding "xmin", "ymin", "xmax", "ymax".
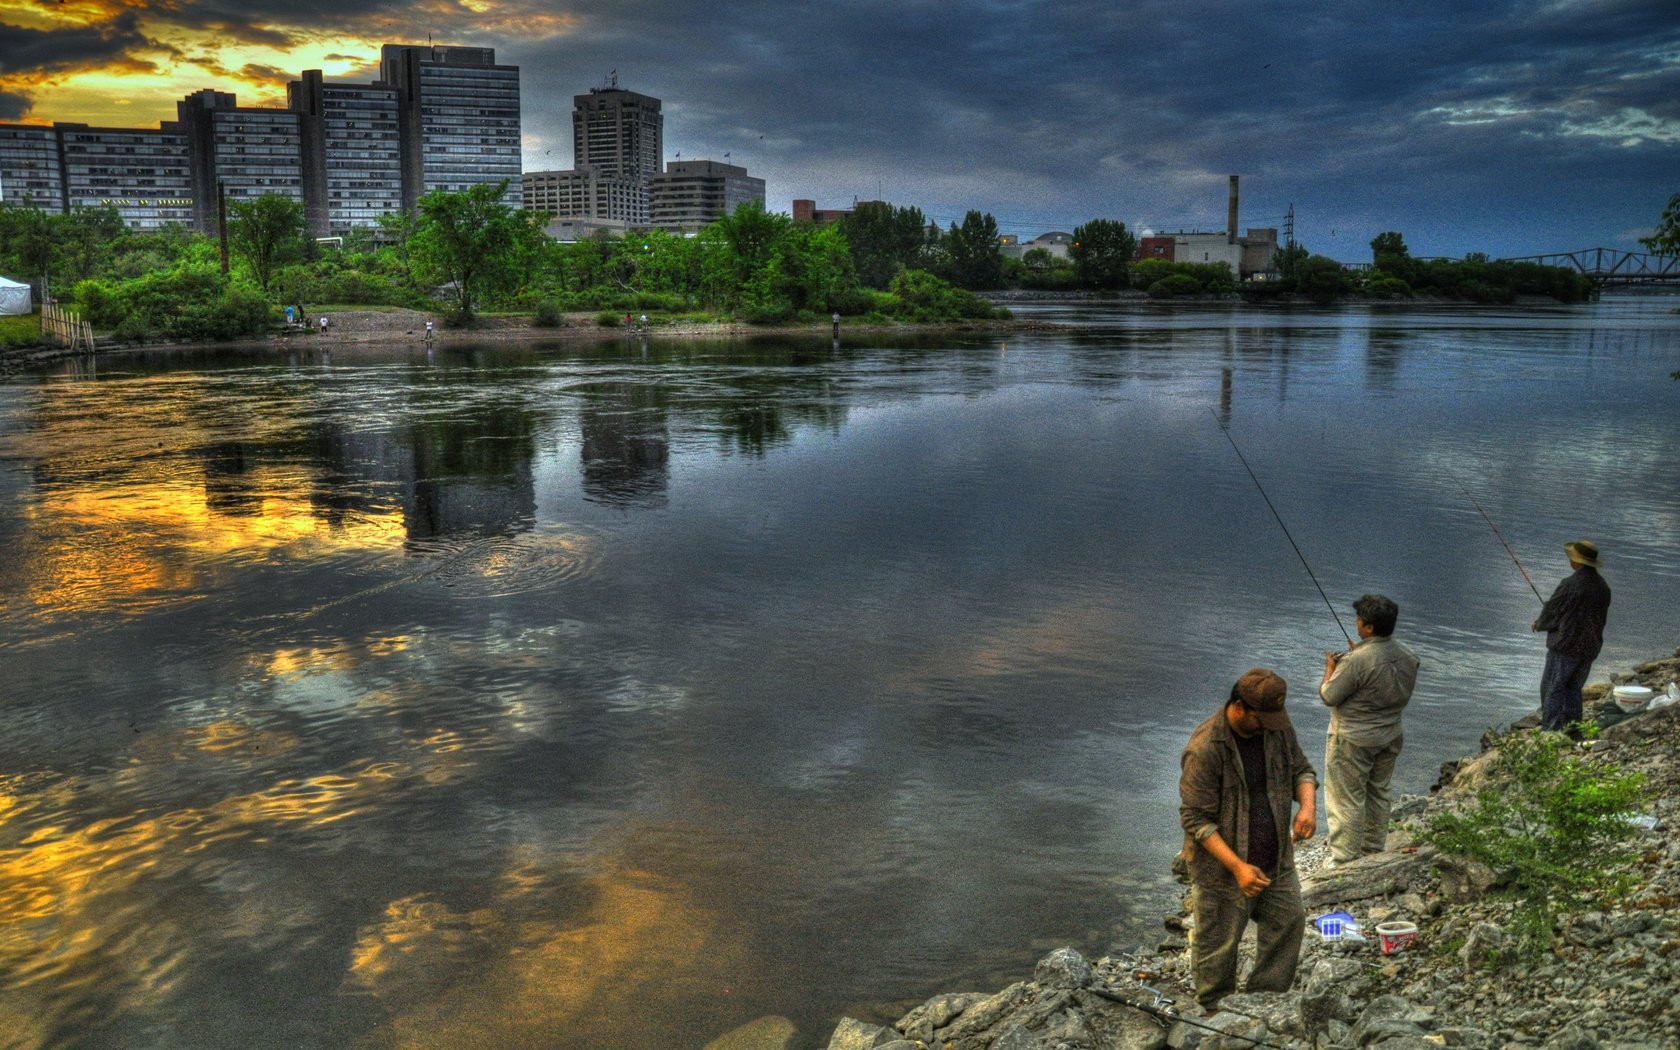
[
  {"xmin": 411, "ymin": 181, "xmax": 544, "ymax": 320},
  {"xmin": 1069, "ymin": 219, "xmax": 1137, "ymax": 289},
  {"xmin": 944, "ymin": 210, "xmax": 1003, "ymax": 290},
  {"xmin": 716, "ymin": 200, "xmax": 790, "ymax": 277},
  {"xmin": 1296, "ymin": 254, "xmax": 1351, "ymax": 303},
  {"xmin": 59, "ymin": 206, "xmax": 125, "ymax": 289},
  {"xmin": 1370, "ymin": 230, "xmax": 1408, "ymax": 259},
  {"xmin": 1640, "ymin": 191, "xmax": 1680, "ymax": 255},
  {"xmin": 227, "ymin": 194, "xmax": 306, "ymax": 295},
  {"xmin": 0, "ymin": 204, "xmax": 57, "ymax": 300},
  {"xmin": 840, "ymin": 201, "xmax": 931, "ymax": 289}
]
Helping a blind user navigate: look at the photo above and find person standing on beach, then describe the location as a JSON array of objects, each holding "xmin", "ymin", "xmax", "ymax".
[
  {"xmin": 1532, "ymin": 540, "xmax": 1611, "ymax": 735},
  {"xmin": 1318, "ymin": 594, "xmax": 1419, "ymax": 866},
  {"xmin": 1179, "ymin": 668, "xmax": 1317, "ymax": 1014}
]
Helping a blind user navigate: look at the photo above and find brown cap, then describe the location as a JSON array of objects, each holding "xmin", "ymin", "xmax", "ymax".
[
  {"xmin": 1235, "ymin": 668, "xmax": 1291, "ymax": 730},
  {"xmin": 1564, "ymin": 540, "xmax": 1601, "ymax": 568}
]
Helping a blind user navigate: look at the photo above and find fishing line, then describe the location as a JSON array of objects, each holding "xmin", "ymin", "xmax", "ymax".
[
  {"xmin": 1210, "ymin": 409, "xmax": 1352, "ymax": 645},
  {"xmin": 1446, "ymin": 471, "xmax": 1545, "ymax": 603}
]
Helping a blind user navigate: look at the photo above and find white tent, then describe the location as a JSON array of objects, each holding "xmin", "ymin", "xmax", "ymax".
[{"xmin": 0, "ymin": 276, "xmax": 30, "ymax": 316}]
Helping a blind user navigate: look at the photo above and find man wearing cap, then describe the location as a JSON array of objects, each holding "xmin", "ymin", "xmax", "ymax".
[
  {"xmin": 1179, "ymin": 669, "xmax": 1318, "ymax": 1014},
  {"xmin": 1532, "ymin": 540, "xmax": 1612, "ymax": 735},
  {"xmin": 1319, "ymin": 594, "xmax": 1420, "ymax": 865}
]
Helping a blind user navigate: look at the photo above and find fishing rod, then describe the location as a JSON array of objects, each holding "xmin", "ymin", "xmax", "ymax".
[
  {"xmin": 1447, "ymin": 472, "xmax": 1545, "ymax": 603},
  {"xmin": 1210, "ymin": 409, "xmax": 1352, "ymax": 646},
  {"xmin": 1079, "ymin": 983, "xmax": 1296, "ymax": 1050}
]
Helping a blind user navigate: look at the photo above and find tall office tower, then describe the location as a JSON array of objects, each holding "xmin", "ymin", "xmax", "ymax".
[
  {"xmin": 380, "ymin": 44, "xmax": 522, "ymax": 211},
  {"xmin": 649, "ymin": 160, "xmax": 765, "ymax": 231},
  {"xmin": 177, "ymin": 90, "xmax": 305, "ymax": 235},
  {"xmin": 289, "ymin": 70, "xmax": 403, "ymax": 237},
  {"xmin": 0, "ymin": 124, "xmax": 66, "ymax": 211},
  {"xmin": 522, "ymin": 168, "xmax": 646, "ymax": 228},
  {"xmin": 57, "ymin": 124, "xmax": 192, "ymax": 230},
  {"xmin": 572, "ymin": 79, "xmax": 663, "ymax": 182}
]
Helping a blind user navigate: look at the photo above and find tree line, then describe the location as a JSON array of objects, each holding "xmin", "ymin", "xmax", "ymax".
[{"xmin": 1, "ymin": 187, "xmax": 1637, "ymax": 344}]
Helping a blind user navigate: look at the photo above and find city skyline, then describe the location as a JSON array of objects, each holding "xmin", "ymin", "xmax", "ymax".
[{"xmin": 1, "ymin": 0, "xmax": 1676, "ymax": 260}]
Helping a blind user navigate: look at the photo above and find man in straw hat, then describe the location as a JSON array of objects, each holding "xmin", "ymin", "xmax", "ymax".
[
  {"xmin": 1532, "ymin": 540, "xmax": 1612, "ymax": 735},
  {"xmin": 1179, "ymin": 668, "xmax": 1317, "ymax": 1014}
]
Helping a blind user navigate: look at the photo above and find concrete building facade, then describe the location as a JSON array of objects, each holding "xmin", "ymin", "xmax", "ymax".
[
  {"xmin": 380, "ymin": 44, "xmax": 523, "ymax": 210},
  {"xmin": 523, "ymin": 168, "xmax": 650, "ymax": 227},
  {"xmin": 648, "ymin": 160, "xmax": 765, "ymax": 231},
  {"xmin": 176, "ymin": 90, "xmax": 305, "ymax": 235},
  {"xmin": 288, "ymin": 71, "xmax": 403, "ymax": 237},
  {"xmin": 0, "ymin": 124, "xmax": 66, "ymax": 212},
  {"xmin": 572, "ymin": 84, "xmax": 663, "ymax": 183},
  {"xmin": 56, "ymin": 123, "xmax": 192, "ymax": 230}
]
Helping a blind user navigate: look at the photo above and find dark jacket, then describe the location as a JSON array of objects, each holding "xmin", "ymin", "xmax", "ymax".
[
  {"xmin": 1535, "ymin": 567, "xmax": 1611, "ymax": 661},
  {"xmin": 1179, "ymin": 706, "xmax": 1316, "ymax": 886}
]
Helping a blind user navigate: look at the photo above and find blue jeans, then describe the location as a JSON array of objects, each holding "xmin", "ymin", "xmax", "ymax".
[{"xmin": 1541, "ymin": 649, "xmax": 1592, "ymax": 733}]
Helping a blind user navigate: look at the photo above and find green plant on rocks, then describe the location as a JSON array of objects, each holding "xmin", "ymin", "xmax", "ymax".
[{"xmin": 1423, "ymin": 727, "xmax": 1646, "ymax": 961}]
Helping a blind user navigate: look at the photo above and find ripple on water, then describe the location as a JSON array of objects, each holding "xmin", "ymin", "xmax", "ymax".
[{"xmin": 407, "ymin": 527, "xmax": 605, "ymax": 599}]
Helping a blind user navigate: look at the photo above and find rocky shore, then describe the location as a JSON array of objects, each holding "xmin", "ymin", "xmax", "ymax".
[{"xmin": 819, "ymin": 651, "xmax": 1680, "ymax": 1050}]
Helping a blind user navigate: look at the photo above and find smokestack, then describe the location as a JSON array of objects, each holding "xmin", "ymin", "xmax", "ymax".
[{"xmin": 1227, "ymin": 175, "xmax": 1239, "ymax": 245}]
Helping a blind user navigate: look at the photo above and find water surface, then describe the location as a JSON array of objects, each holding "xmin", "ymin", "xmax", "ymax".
[{"xmin": 1, "ymin": 299, "xmax": 1677, "ymax": 1048}]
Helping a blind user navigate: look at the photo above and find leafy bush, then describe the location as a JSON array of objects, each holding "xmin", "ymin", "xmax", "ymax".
[
  {"xmin": 1365, "ymin": 275, "xmax": 1413, "ymax": 299},
  {"xmin": 532, "ymin": 300, "xmax": 565, "ymax": 328},
  {"xmin": 885, "ymin": 269, "xmax": 1000, "ymax": 321},
  {"xmin": 1423, "ymin": 728, "xmax": 1646, "ymax": 961},
  {"xmin": 595, "ymin": 310, "xmax": 622, "ymax": 328},
  {"xmin": 1147, "ymin": 273, "xmax": 1203, "ymax": 298}
]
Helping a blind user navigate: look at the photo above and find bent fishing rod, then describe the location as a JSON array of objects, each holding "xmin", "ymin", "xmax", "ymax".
[
  {"xmin": 1210, "ymin": 409, "xmax": 1352, "ymax": 646},
  {"xmin": 1447, "ymin": 472, "xmax": 1545, "ymax": 603}
]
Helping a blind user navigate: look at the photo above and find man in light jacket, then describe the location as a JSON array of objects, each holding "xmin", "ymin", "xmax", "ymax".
[{"xmin": 1319, "ymin": 594, "xmax": 1420, "ymax": 866}]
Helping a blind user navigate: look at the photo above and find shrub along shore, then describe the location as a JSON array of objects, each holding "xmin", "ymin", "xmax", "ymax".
[{"xmin": 813, "ymin": 651, "xmax": 1680, "ymax": 1050}]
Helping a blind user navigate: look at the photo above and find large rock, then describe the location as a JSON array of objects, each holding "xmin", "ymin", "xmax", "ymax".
[
  {"xmin": 1301, "ymin": 847, "xmax": 1434, "ymax": 908},
  {"xmin": 1434, "ymin": 853, "xmax": 1505, "ymax": 903},
  {"xmin": 1602, "ymin": 700, "xmax": 1680, "ymax": 743},
  {"xmin": 1033, "ymin": 947, "xmax": 1094, "ymax": 990},
  {"xmin": 894, "ymin": 992, "xmax": 987, "ymax": 1044},
  {"xmin": 934, "ymin": 982, "xmax": 1031, "ymax": 1045},
  {"xmin": 1459, "ymin": 922, "xmax": 1514, "ymax": 971},
  {"xmin": 1349, "ymin": 995, "xmax": 1432, "ymax": 1046},
  {"xmin": 825, "ymin": 1017, "xmax": 899, "ymax": 1050}
]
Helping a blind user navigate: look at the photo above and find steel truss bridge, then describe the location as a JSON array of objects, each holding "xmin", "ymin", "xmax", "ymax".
[{"xmin": 1501, "ymin": 248, "xmax": 1680, "ymax": 287}]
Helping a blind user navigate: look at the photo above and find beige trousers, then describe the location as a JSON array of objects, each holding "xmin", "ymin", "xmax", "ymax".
[{"xmin": 1324, "ymin": 732, "xmax": 1402, "ymax": 862}]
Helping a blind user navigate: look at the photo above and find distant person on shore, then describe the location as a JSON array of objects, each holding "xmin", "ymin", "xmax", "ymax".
[
  {"xmin": 1318, "ymin": 594, "xmax": 1420, "ymax": 866},
  {"xmin": 1532, "ymin": 540, "xmax": 1611, "ymax": 735},
  {"xmin": 319, "ymin": 315, "xmax": 328, "ymax": 336},
  {"xmin": 1178, "ymin": 668, "xmax": 1317, "ymax": 1014}
]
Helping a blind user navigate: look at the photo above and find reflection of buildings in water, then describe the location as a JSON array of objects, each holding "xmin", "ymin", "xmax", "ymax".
[
  {"xmin": 200, "ymin": 441, "xmax": 262, "ymax": 515},
  {"xmin": 579, "ymin": 383, "xmax": 669, "ymax": 507},
  {"xmin": 404, "ymin": 408, "xmax": 540, "ymax": 539},
  {"xmin": 1364, "ymin": 329, "xmax": 1405, "ymax": 394}
]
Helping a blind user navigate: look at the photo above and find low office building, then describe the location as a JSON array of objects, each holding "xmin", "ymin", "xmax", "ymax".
[
  {"xmin": 648, "ymin": 160, "xmax": 764, "ymax": 231},
  {"xmin": 524, "ymin": 168, "xmax": 649, "ymax": 227}
]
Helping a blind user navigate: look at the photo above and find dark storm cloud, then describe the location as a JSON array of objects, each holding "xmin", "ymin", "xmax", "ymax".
[
  {"xmin": 0, "ymin": 90, "xmax": 28, "ymax": 121},
  {"xmin": 1, "ymin": 0, "xmax": 1673, "ymax": 256},
  {"xmin": 0, "ymin": 11, "xmax": 148, "ymax": 76},
  {"xmin": 503, "ymin": 0, "xmax": 1679, "ymax": 255}
]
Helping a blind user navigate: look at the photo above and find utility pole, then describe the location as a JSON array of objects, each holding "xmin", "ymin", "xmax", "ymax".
[{"xmin": 217, "ymin": 181, "xmax": 229, "ymax": 277}]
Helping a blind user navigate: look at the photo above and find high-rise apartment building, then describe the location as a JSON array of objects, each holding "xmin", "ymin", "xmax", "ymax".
[
  {"xmin": 381, "ymin": 44, "xmax": 522, "ymax": 210},
  {"xmin": 523, "ymin": 168, "xmax": 646, "ymax": 228},
  {"xmin": 57, "ymin": 124, "xmax": 192, "ymax": 230},
  {"xmin": 177, "ymin": 90, "xmax": 305, "ymax": 234},
  {"xmin": 572, "ymin": 81, "xmax": 663, "ymax": 183},
  {"xmin": 289, "ymin": 70, "xmax": 403, "ymax": 236},
  {"xmin": 649, "ymin": 160, "xmax": 765, "ymax": 231},
  {"xmin": 0, "ymin": 125, "xmax": 65, "ymax": 211}
]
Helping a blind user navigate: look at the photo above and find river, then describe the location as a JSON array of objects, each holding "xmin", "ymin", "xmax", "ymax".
[{"xmin": 0, "ymin": 298, "xmax": 1676, "ymax": 1048}]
